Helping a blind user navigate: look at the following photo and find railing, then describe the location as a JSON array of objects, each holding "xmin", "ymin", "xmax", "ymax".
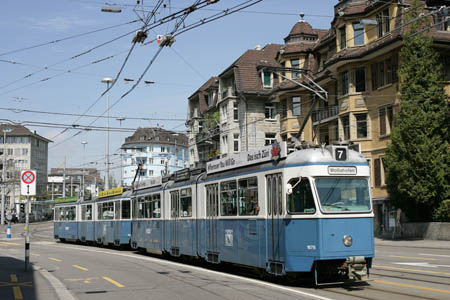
[
  {"xmin": 195, "ymin": 126, "xmax": 220, "ymax": 143},
  {"xmin": 312, "ymin": 105, "xmax": 339, "ymax": 123}
]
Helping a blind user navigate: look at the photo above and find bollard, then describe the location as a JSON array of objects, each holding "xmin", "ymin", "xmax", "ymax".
[{"xmin": 6, "ymin": 224, "xmax": 11, "ymax": 238}]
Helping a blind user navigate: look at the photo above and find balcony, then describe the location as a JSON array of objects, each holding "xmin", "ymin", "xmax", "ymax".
[
  {"xmin": 312, "ymin": 105, "xmax": 339, "ymax": 124},
  {"xmin": 221, "ymin": 86, "xmax": 236, "ymax": 100},
  {"xmin": 195, "ymin": 126, "xmax": 220, "ymax": 144}
]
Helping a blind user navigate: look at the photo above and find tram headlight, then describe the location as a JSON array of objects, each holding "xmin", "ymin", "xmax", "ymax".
[{"xmin": 343, "ymin": 235, "xmax": 353, "ymax": 247}]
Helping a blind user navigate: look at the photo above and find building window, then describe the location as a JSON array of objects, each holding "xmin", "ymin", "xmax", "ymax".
[
  {"xmin": 281, "ymin": 99, "xmax": 287, "ymax": 119},
  {"xmin": 379, "ymin": 62, "xmax": 385, "ymax": 87},
  {"xmin": 291, "ymin": 59, "xmax": 300, "ymax": 79},
  {"xmin": 22, "ymin": 148, "xmax": 28, "ymax": 155},
  {"xmin": 233, "ymin": 102, "xmax": 239, "ymax": 121},
  {"xmin": 341, "ymin": 71, "xmax": 349, "ymax": 95},
  {"xmin": 437, "ymin": 12, "xmax": 450, "ymax": 31},
  {"xmin": 265, "ymin": 133, "xmax": 276, "ymax": 145},
  {"xmin": 7, "ymin": 149, "xmax": 13, "ymax": 155},
  {"xmin": 356, "ymin": 113, "xmax": 368, "ymax": 138},
  {"xmin": 292, "ymin": 96, "xmax": 301, "ymax": 116},
  {"xmin": 342, "ymin": 115, "xmax": 350, "ymax": 140},
  {"xmin": 384, "ymin": 9, "xmax": 390, "ymax": 33},
  {"xmin": 353, "ymin": 22, "xmax": 364, "ymax": 45},
  {"xmin": 280, "ymin": 61, "xmax": 286, "ymax": 78},
  {"xmin": 222, "ymin": 135, "xmax": 228, "ymax": 151},
  {"xmin": 374, "ymin": 158, "xmax": 382, "ymax": 187},
  {"xmin": 355, "ymin": 67, "xmax": 366, "ymax": 92},
  {"xmin": 262, "ymin": 71, "xmax": 272, "ymax": 87},
  {"xmin": 233, "ymin": 134, "xmax": 239, "ymax": 152},
  {"xmin": 339, "ymin": 26, "xmax": 346, "ymax": 50},
  {"xmin": 265, "ymin": 103, "xmax": 276, "ymax": 120},
  {"xmin": 379, "ymin": 105, "xmax": 393, "ymax": 136}
]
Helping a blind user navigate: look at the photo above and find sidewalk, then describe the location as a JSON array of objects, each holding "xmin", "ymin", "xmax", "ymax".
[{"xmin": 375, "ymin": 237, "xmax": 450, "ymax": 249}]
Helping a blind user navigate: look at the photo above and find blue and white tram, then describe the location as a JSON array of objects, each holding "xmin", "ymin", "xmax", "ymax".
[
  {"xmin": 54, "ymin": 141, "xmax": 373, "ymax": 283},
  {"xmin": 54, "ymin": 203, "xmax": 78, "ymax": 242}
]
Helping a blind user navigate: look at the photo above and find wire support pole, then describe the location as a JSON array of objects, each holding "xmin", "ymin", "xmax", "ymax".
[{"xmin": 24, "ymin": 195, "xmax": 30, "ymax": 271}]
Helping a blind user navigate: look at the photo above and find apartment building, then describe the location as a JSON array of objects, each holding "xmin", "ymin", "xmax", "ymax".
[
  {"xmin": 122, "ymin": 127, "xmax": 188, "ymax": 186},
  {"xmin": 0, "ymin": 124, "xmax": 51, "ymax": 209}
]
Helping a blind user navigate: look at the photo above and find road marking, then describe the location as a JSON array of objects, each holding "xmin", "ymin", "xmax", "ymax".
[
  {"xmin": 0, "ymin": 242, "xmax": 20, "ymax": 246},
  {"xmin": 395, "ymin": 262, "xmax": 450, "ymax": 268},
  {"xmin": 420, "ymin": 253, "xmax": 450, "ymax": 258},
  {"xmin": 12, "ymin": 286, "xmax": 23, "ymax": 300},
  {"xmin": 374, "ymin": 264, "xmax": 450, "ymax": 276},
  {"xmin": 373, "ymin": 279, "xmax": 450, "ymax": 294},
  {"xmin": 390, "ymin": 255, "xmax": 437, "ymax": 261},
  {"xmin": 49, "ymin": 257, "xmax": 61, "ymax": 262},
  {"xmin": 65, "ymin": 277, "xmax": 99, "ymax": 284},
  {"xmin": 31, "ymin": 253, "xmax": 40, "ymax": 257},
  {"xmin": 57, "ymin": 244, "xmax": 334, "ymax": 300},
  {"xmin": 103, "ymin": 276, "xmax": 124, "ymax": 288},
  {"xmin": 72, "ymin": 265, "xmax": 88, "ymax": 271},
  {"xmin": 10, "ymin": 274, "xmax": 18, "ymax": 282}
]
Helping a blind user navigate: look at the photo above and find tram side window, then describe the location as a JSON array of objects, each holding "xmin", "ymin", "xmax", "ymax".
[
  {"xmin": 66, "ymin": 206, "xmax": 76, "ymax": 221},
  {"xmin": 55, "ymin": 208, "xmax": 61, "ymax": 221},
  {"xmin": 221, "ymin": 181, "xmax": 237, "ymax": 216},
  {"xmin": 81, "ymin": 205, "xmax": 88, "ymax": 221},
  {"xmin": 137, "ymin": 197, "xmax": 145, "ymax": 219},
  {"xmin": 115, "ymin": 201, "xmax": 120, "ymax": 220},
  {"xmin": 144, "ymin": 196, "xmax": 152, "ymax": 218},
  {"xmin": 132, "ymin": 199, "xmax": 138, "ymax": 219},
  {"xmin": 86, "ymin": 205, "xmax": 92, "ymax": 220},
  {"xmin": 152, "ymin": 194, "xmax": 161, "ymax": 218},
  {"xmin": 238, "ymin": 177, "xmax": 259, "ymax": 216},
  {"xmin": 122, "ymin": 200, "xmax": 131, "ymax": 219},
  {"xmin": 287, "ymin": 178, "xmax": 316, "ymax": 214},
  {"xmin": 180, "ymin": 188, "xmax": 192, "ymax": 217},
  {"xmin": 102, "ymin": 202, "xmax": 114, "ymax": 220},
  {"xmin": 97, "ymin": 203, "xmax": 103, "ymax": 220}
]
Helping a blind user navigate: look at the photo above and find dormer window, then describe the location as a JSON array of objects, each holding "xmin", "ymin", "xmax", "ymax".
[
  {"xmin": 291, "ymin": 59, "xmax": 300, "ymax": 79},
  {"xmin": 262, "ymin": 71, "xmax": 273, "ymax": 88},
  {"xmin": 377, "ymin": 8, "xmax": 390, "ymax": 38},
  {"xmin": 353, "ymin": 22, "xmax": 364, "ymax": 45},
  {"xmin": 339, "ymin": 26, "xmax": 346, "ymax": 50}
]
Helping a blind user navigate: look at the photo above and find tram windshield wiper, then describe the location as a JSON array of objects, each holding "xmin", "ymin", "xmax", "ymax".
[{"xmin": 324, "ymin": 203, "xmax": 350, "ymax": 211}]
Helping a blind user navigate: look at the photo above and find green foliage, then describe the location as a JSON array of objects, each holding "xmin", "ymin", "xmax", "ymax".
[
  {"xmin": 385, "ymin": 0, "xmax": 450, "ymax": 221},
  {"xmin": 204, "ymin": 111, "xmax": 219, "ymax": 130},
  {"xmin": 433, "ymin": 200, "xmax": 450, "ymax": 222}
]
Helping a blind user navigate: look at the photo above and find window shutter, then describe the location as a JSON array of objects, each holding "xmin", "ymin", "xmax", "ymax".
[
  {"xmin": 374, "ymin": 158, "xmax": 381, "ymax": 187},
  {"xmin": 379, "ymin": 107, "xmax": 386, "ymax": 136}
]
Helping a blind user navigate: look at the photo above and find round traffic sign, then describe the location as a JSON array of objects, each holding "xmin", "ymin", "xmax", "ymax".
[{"xmin": 22, "ymin": 171, "xmax": 35, "ymax": 185}]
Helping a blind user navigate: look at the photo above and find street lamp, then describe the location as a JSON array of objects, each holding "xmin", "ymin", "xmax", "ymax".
[
  {"xmin": 102, "ymin": 77, "xmax": 114, "ymax": 190},
  {"xmin": 1, "ymin": 126, "xmax": 12, "ymax": 226},
  {"xmin": 81, "ymin": 141, "xmax": 88, "ymax": 201}
]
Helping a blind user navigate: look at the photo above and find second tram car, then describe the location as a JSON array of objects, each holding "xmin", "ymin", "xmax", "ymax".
[{"xmin": 54, "ymin": 141, "xmax": 374, "ymax": 284}]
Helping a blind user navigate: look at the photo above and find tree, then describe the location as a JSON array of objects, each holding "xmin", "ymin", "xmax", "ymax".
[{"xmin": 385, "ymin": 0, "xmax": 450, "ymax": 221}]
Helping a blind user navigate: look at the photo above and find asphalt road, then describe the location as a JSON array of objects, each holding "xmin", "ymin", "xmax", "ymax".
[{"xmin": 1, "ymin": 222, "xmax": 449, "ymax": 300}]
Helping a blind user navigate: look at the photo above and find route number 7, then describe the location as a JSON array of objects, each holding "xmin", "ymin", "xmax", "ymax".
[{"xmin": 335, "ymin": 148, "xmax": 347, "ymax": 161}]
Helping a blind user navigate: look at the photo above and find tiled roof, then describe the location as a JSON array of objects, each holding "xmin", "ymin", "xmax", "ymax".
[
  {"xmin": 287, "ymin": 20, "xmax": 315, "ymax": 36},
  {"xmin": 0, "ymin": 123, "xmax": 52, "ymax": 142},
  {"xmin": 188, "ymin": 76, "xmax": 219, "ymax": 113},
  {"xmin": 124, "ymin": 127, "xmax": 188, "ymax": 147},
  {"xmin": 224, "ymin": 44, "xmax": 282, "ymax": 93}
]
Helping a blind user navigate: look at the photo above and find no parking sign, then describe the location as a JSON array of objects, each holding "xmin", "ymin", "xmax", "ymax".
[{"xmin": 20, "ymin": 170, "xmax": 36, "ymax": 196}]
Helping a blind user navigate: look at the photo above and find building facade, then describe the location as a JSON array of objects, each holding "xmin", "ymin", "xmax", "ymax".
[
  {"xmin": 186, "ymin": 1, "xmax": 450, "ymax": 236},
  {"xmin": 122, "ymin": 127, "xmax": 189, "ymax": 186},
  {"xmin": 0, "ymin": 124, "xmax": 51, "ymax": 210},
  {"xmin": 47, "ymin": 168, "xmax": 101, "ymax": 201}
]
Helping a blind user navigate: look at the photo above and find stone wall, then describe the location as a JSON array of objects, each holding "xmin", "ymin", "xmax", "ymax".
[{"xmin": 401, "ymin": 222, "xmax": 450, "ymax": 240}]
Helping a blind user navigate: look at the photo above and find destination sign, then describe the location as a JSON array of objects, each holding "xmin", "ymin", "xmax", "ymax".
[
  {"xmin": 134, "ymin": 176, "xmax": 162, "ymax": 190},
  {"xmin": 55, "ymin": 196, "xmax": 77, "ymax": 203},
  {"xmin": 98, "ymin": 187, "xmax": 124, "ymax": 198},
  {"xmin": 328, "ymin": 166, "xmax": 357, "ymax": 175},
  {"xmin": 206, "ymin": 142, "xmax": 287, "ymax": 174}
]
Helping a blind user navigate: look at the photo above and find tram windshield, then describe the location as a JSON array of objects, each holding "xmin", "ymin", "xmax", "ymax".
[{"xmin": 315, "ymin": 177, "xmax": 371, "ymax": 213}]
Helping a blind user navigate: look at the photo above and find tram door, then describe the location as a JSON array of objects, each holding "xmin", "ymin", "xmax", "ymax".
[
  {"xmin": 266, "ymin": 173, "xmax": 285, "ymax": 275},
  {"xmin": 205, "ymin": 184, "xmax": 219, "ymax": 263},
  {"xmin": 170, "ymin": 191, "xmax": 180, "ymax": 256}
]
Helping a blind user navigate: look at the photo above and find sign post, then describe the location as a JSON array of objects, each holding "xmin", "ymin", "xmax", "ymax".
[{"xmin": 20, "ymin": 170, "xmax": 36, "ymax": 271}]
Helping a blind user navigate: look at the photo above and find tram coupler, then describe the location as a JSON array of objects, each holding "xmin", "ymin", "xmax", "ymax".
[{"xmin": 345, "ymin": 256, "xmax": 367, "ymax": 280}]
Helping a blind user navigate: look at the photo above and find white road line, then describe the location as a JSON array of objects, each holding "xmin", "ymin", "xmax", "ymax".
[
  {"xmin": 419, "ymin": 253, "xmax": 450, "ymax": 258},
  {"xmin": 55, "ymin": 244, "xmax": 335, "ymax": 300}
]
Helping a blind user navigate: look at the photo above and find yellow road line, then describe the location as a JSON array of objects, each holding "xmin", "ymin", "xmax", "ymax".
[
  {"xmin": 31, "ymin": 253, "xmax": 40, "ymax": 257},
  {"xmin": 10, "ymin": 274, "xmax": 18, "ymax": 283},
  {"xmin": 49, "ymin": 257, "xmax": 61, "ymax": 262},
  {"xmin": 72, "ymin": 265, "xmax": 88, "ymax": 271},
  {"xmin": 12, "ymin": 286, "xmax": 23, "ymax": 300},
  {"xmin": 374, "ymin": 265, "xmax": 450, "ymax": 276},
  {"xmin": 0, "ymin": 242, "xmax": 20, "ymax": 246},
  {"xmin": 103, "ymin": 276, "xmax": 124, "ymax": 288},
  {"xmin": 390, "ymin": 255, "xmax": 437, "ymax": 261},
  {"xmin": 373, "ymin": 279, "xmax": 450, "ymax": 294}
]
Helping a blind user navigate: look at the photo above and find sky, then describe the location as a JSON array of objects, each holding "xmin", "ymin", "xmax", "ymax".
[{"xmin": 0, "ymin": 0, "xmax": 336, "ymax": 182}]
